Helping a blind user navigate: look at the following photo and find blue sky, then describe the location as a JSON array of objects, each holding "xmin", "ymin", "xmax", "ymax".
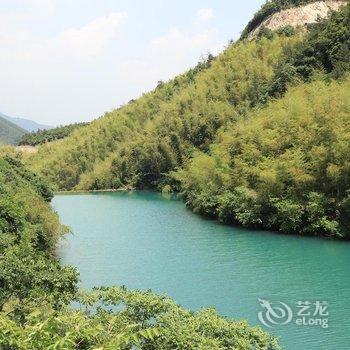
[{"xmin": 0, "ymin": 0, "xmax": 265, "ymax": 125}]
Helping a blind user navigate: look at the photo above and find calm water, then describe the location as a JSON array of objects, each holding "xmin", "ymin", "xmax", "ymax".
[{"xmin": 54, "ymin": 191, "xmax": 350, "ymax": 350}]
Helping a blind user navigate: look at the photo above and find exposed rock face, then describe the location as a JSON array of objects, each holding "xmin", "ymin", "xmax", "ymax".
[{"xmin": 248, "ymin": 1, "xmax": 346, "ymax": 39}]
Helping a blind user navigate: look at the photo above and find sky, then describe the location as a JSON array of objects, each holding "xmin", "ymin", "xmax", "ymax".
[{"xmin": 0, "ymin": 0, "xmax": 265, "ymax": 125}]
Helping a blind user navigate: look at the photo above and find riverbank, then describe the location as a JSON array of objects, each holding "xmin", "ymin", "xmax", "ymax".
[
  {"xmin": 54, "ymin": 188, "xmax": 350, "ymax": 241},
  {"xmin": 55, "ymin": 187, "xmax": 133, "ymax": 194}
]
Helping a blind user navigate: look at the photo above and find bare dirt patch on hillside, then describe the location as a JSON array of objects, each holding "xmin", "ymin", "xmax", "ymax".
[{"xmin": 248, "ymin": 1, "xmax": 346, "ymax": 39}]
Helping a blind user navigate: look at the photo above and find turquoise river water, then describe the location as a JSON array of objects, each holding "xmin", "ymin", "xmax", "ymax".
[{"xmin": 54, "ymin": 191, "xmax": 350, "ymax": 350}]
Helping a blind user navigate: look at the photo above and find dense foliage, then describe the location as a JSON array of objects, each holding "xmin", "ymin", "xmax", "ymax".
[
  {"xmin": 0, "ymin": 286, "xmax": 280, "ymax": 350},
  {"xmin": 245, "ymin": 3, "xmax": 350, "ymax": 103},
  {"xmin": 0, "ymin": 156, "xmax": 78, "ymax": 318},
  {"xmin": 0, "ymin": 116, "xmax": 27, "ymax": 145},
  {"xmin": 174, "ymin": 78, "xmax": 350, "ymax": 238},
  {"xmin": 274, "ymin": 3, "xmax": 350, "ymax": 83},
  {"xmin": 28, "ymin": 35, "xmax": 301, "ymax": 190},
  {"xmin": 19, "ymin": 123, "xmax": 88, "ymax": 146},
  {"xmin": 0, "ymin": 156, "xmax": 279, "ymax": 348}
]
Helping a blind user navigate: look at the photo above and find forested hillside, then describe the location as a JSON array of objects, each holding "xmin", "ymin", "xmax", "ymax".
[
  {"xmin": 27, "ymin": 3, "xmax": 350, "ymax": 238},
  {"xmin": 30, "ymin": 35, "xmax": 302, "ymax": 189},
  {"xmin": 0, "ymin": 155, "xmax": 78, "ymax": 310},
  {"xmin": 175, "ymin": 78, "xmax": 350, "ymax": 237},
  {"xmin": 0, "ymin": 154, "xmax": 279, "ymax": 349},
  {"xmin": 19, "ymin": 122, "xmax": 88, "ymax": 146},
  {"xmin": 0, "ymin": 116, "xmax": 27, "ymax": 145}
]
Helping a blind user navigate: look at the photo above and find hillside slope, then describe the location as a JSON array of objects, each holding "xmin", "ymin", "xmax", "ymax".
[
  {"xmin": 0, "ymin": 112, "xmax": 52, "ymax": 132},
  {"xmin": 175, "ymin": 78, "xmax": 350, "ymax": 238},
  {"xmin": 18, "ymin": 122, "xmax": 88, "ymax": 146},
  {"xmin": 0, "ymin": 115, "xmax": 27, "ymax": 145},
  {"xmin": 27, "ymin": 3, "xmax": 350, "ymax": 237},
  {"xmin": 29, "ymin": 35, "xmax": 301, "ymax": 189}
]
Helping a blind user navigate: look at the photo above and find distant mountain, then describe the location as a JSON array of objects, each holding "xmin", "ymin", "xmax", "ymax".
[
  {"xmin": 0, "ymin": 115, "xmax": 27, "ymax": 145},
  {"xmin": 0, "ymin": 112, "xmax": 52, "ymax": 132}
]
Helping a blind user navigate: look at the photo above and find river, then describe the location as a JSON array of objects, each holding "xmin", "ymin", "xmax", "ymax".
[{"xmin": 54, "ymin": 191, "xmax": 350, "ymax": 350}]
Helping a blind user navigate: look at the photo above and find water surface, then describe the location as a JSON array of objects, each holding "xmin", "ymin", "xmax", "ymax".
[{"xmin": 54, "ymin": 191, "xmax": 350, "ymax": 350}]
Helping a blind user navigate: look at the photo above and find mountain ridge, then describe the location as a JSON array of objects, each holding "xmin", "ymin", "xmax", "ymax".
[
  {"xmin": 0, "ymin": 114, "xmax": 27, "ymax": 145},
  {"xmin": 0, "ymin": 112, "xmax": 52, "ymax": 132}
]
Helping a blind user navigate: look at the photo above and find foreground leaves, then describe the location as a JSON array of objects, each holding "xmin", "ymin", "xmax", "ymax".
[{"xmin": 0, "ymin": 287, "xmax": 280, "ymax": 350}]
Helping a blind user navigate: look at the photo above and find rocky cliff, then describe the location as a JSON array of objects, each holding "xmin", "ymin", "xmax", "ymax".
[{"xmin": 247, "ymin": 0, "xmax": 346, "ymax": 39}]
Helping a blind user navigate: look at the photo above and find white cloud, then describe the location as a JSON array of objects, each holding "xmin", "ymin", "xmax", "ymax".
[
  {"xmin": 56, "ymin": 12, "xmax": 127, "ymax": 58},
  {"xmin": 196, "ymin": 8, "xmax": 214, "ymax": 22},
  {"xmin": 0, "ymin": 5, "xmax": 223, "ymax": 125},
  {"xmin": 152, "ymin": 27, "xmax": 214, "ymax": 49},
  {"xmin": 0, "ymin": 8, "xmax": 128, "ymax": 124},
  {"xmin": 0, "ymin": 12, "xmax": 127, "ymax": 61}
]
